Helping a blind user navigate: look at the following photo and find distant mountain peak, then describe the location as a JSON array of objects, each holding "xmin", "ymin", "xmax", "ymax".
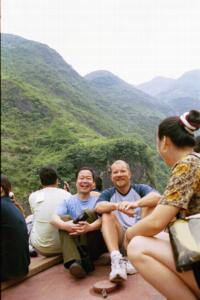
[
  {"xmin": 137, "ymin": 76, "xmax": 175, "ymax": 96},
  {"xmin": 85, "ymin": 70, "xmax": 124, "ymax": 86}
]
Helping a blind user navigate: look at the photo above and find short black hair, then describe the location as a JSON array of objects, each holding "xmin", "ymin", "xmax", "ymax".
[
  {"xmin": 39, "ymin": 166, "xmax": 58, "ymax": 186},
  {"xmin": 75, "ymin": 167, "xmax": 95, "ymax": 181}
]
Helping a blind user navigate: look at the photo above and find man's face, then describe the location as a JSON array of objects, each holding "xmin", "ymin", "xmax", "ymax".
[
  {"xmin": 76, "ymin": 170, "xmax": 94, "ymax": 195},
  {"xmin": 111, "ymin": 162, "xmax": 131, "ymax": 190}
]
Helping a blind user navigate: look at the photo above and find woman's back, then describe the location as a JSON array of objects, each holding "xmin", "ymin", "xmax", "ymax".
[
  {"xmin": 1, "ymin": 196, "xmax": 30, "ymax": 281},
  {"xmin": 159, "ymin": 152, "xmax": 200, "ymax": 216}
]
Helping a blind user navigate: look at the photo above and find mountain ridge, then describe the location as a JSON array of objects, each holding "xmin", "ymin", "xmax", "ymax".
[{"xmin": 2, "ymin": 33, "xmax": 169, "ymax": 209}]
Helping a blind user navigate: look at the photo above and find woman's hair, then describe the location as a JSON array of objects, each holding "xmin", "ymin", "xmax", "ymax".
[
  {"xmin": 158, "ymin": 110, "xmax": 200, "ymax": 148},
  {"xmin": 1, "ymin": 174, "xmax": 25, "ymax": 216},
  {"xmin": 1, "ymin": 174, "xmax": 11, "ymax": 196},
  {"xmin": 93, "ymin": 174, "xmax": 103, "ymax": 192},
  {"xmin": 194, "ymin": 135, "xmax": 200, "ymax": 153}
]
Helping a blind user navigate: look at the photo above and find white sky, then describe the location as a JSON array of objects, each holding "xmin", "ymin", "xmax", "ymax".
[{"xmin": 2, "ymin": 0, "xmax": 200, "ymax": 84}]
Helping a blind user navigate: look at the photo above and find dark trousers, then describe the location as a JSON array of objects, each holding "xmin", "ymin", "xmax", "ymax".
[{"xmin": 59, "ymin": 209, "xmax": 107, "ymax": 268}]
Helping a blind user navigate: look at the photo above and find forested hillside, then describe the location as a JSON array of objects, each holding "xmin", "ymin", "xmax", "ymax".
[{"xmin": 2, "ymin": 34, "xmax": 170, "ymax": 212}]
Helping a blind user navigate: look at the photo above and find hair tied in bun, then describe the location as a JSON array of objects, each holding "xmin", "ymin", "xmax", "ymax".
[{"xmin": 179, "ymin": 112, "xmax": 196, "ymax": 135}]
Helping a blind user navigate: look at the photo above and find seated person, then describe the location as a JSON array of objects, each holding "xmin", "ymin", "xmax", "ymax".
[
  {"xmin": 51, "ymin": 167, "xmax": 107, "ymax": 279},
  {"xmin": 29, "ymin": 166, "xmax": 71, "ymax": 256},
  {"xmin": 95, "ymin": 160, "xmax": 161, "ymax": 283},
  {"xmin": 8, "ymin": 191, "xmax": 25, "ymax": 217},
  {"xmin": 126, "ymin": 110, "xmax": 200, "ymax": 300},
  {"xmin": 1, "ymin": 174, "xmax": 30, "ymax": 281}
]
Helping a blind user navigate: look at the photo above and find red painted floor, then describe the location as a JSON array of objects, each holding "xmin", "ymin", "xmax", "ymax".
[{"xmin": 1, "ymin": 263, "xmax": 165, "ymax": 300}]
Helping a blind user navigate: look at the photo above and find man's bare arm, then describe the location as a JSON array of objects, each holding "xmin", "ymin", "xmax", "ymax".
[
  {"xmin": 95, "ymin": 201, "xmax": 118, "ymax": 214},
  {"xmin": 50, "ymin": 214, "xmax": 80, "ymax": 232},
  {"xmin": 135, "ymin": 192, "xmax": 161, "ymax": 208}
]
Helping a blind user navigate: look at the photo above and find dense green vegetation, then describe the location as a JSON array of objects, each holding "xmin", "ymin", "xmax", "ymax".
[{"xmin": 1, "ymin": 34, "xmax": 170, "ymax": 214}]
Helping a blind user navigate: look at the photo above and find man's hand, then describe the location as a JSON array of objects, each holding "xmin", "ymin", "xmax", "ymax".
[
  {"xmin": 118, "ymin": 201, "xmax": 137, "ymax": 217},
  {"xmin": 69, "ymin": 221, "xmax": 92, "ymax": 235},
  {"xmin": 61, "ymin": 220, "xmax": 82, "ymax": 233}
]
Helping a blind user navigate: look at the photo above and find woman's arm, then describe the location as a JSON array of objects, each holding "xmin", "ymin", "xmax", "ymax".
[{"xmin": 125, "ymin": 204, "xmax": 180, "ymax": 247}]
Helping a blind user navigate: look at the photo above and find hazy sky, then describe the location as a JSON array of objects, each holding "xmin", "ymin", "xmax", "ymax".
[{"xmin": 2, "ymin": 0, "xmax": 200, "ymax": 84}]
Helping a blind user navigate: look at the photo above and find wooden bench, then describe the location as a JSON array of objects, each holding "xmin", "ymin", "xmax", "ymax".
[{"xmin": 1, "ymin": 255, "xmax": 63, "ymax": 291}]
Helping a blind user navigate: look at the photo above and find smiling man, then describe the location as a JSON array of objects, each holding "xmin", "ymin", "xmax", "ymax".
[
  {"xmin": 51, "ymin": 167, "xmax": 107, "ymax": 279},
  {"xmin": 95, "ymin": 160, "xmax": 161, "ymax": 283}
]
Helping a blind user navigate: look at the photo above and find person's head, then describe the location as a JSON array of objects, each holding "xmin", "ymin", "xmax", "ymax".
[
  {"xmin": 93, "ymin": 174, "xmax": 103, "ymax": 192},
  {"xmin": 63, "ymin": 181, "xmax": 70, "ymax": 192},
  {"xmin": 194, "ymin": 135, "xmax": 200, "ymax": 153},
  {"xmin": 1, "ymin": 174, "xmax": 11, "ymax": 197},
  {"xmin": 1, "ymin": 174, "xmax": 25, "ymax": 215},
  {"xmin": 110, "ymin": 160, "xmax": 132, "ymax": 192},
  {"xmin": 39, "ymin": 166, "xmax": 59, "ymax": 187},
  {"xmin": 157, "ymin": 110, "xmax": 200, "ymax": 165},
  {"xmin": 75, "ymin": 167, "xmax": 95, "ymax": 197}
]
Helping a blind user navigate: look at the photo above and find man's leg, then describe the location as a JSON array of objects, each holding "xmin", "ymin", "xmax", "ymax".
[
  {"xmin": 101, "ymin": 212, "xmax": 127, "ymax": 282},
  {"xmin": 59, "ymin": 230, "xmax": 82, "ymax": 267},
  {"xmin": 101, "ymin": 212, "xmax": 124, "ymax": 253},
  {"xmin": 59, "ymin": 215, "xmax": 87, "ymax": 278}
]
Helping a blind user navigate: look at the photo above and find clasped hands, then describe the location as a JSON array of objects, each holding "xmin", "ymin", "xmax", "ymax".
[
  {"xmin": 64, "ymin": 220, "xmax": 92, "ymax": 236},
  {"xmin": 116, "ymin": 201, "xmax": 139, "ymax": 217}
]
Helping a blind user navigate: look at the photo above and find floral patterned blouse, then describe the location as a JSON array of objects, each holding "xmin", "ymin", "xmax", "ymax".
[{"xmin": 159, "ymin": 152, "xmax": 200, "ymax": 216}]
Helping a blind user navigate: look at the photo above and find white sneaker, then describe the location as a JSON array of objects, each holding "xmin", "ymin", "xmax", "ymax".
[
  {"xmin": 125, "ymin": 259, "xmax": 137, "ymax": 275},
  {"xmin": 109, "ymin": 256, "xmax": 127, "ymax": 283}
]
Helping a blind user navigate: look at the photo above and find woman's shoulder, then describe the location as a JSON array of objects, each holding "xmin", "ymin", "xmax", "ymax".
[
  {"xmin": 172, "ymin": 153, "xmax": 200, "ymax": 175},
  {"xmin": 180, "ymin": 152, "xmax": 200, "ymax": 164}
]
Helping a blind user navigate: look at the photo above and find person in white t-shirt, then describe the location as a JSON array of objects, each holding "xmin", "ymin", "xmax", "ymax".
[{"xmin": 29, "ymin": 166, "xmax": 71, "ymax": 256}]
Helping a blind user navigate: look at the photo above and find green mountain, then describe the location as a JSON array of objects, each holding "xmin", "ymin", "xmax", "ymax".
[
  {"xmin": 85, "ymin": 70, "xmax": 170, "ymax": 142},
  {"xmin": 1, "ymin": 34, "xmax": 169, "ymax": 212}
]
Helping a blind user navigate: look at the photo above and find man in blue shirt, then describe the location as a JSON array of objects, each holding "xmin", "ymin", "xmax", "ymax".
[
  {"xmin": 96, "ymin": 160, "xmax": 161, "ymax": 283},
  {"xmin": 51, "ymin": 167, "xmax": 107, "ymax": 278}
]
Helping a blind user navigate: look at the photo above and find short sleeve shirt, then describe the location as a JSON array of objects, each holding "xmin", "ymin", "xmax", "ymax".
[
  {"xmin": 159, "ymin": 153, "xmax": 200, "ymax": 216},
  {"xmin": 56, "ymin": 194, "xmax": 99, "ymax": 220},
  {"xmin": 97, "ymin": 183, "xmax": 156, "ymax": 229},
  {"xmin": 29, "ymin": 187, "xmax": 71, "ymax": 253}
]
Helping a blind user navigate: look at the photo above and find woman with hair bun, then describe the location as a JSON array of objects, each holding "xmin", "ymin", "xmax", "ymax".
[{"xmin": 125, "ymin": 110, "xmax": 200, "ymax": 300}]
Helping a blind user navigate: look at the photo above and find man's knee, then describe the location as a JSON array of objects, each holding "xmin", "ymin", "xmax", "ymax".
[{"xmin": 102, "ymin": 212, "xmax": 116, "ymax": 222}]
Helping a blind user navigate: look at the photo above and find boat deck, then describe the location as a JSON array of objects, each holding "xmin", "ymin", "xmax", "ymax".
[{"xmin": 1, "ymin": 255, "xmax": 165, "ymax": 300}]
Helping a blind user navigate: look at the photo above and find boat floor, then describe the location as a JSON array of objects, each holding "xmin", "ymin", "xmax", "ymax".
[{"xmin": 1, "ymin": 256, "xmax": 165, "ymax": 300}]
